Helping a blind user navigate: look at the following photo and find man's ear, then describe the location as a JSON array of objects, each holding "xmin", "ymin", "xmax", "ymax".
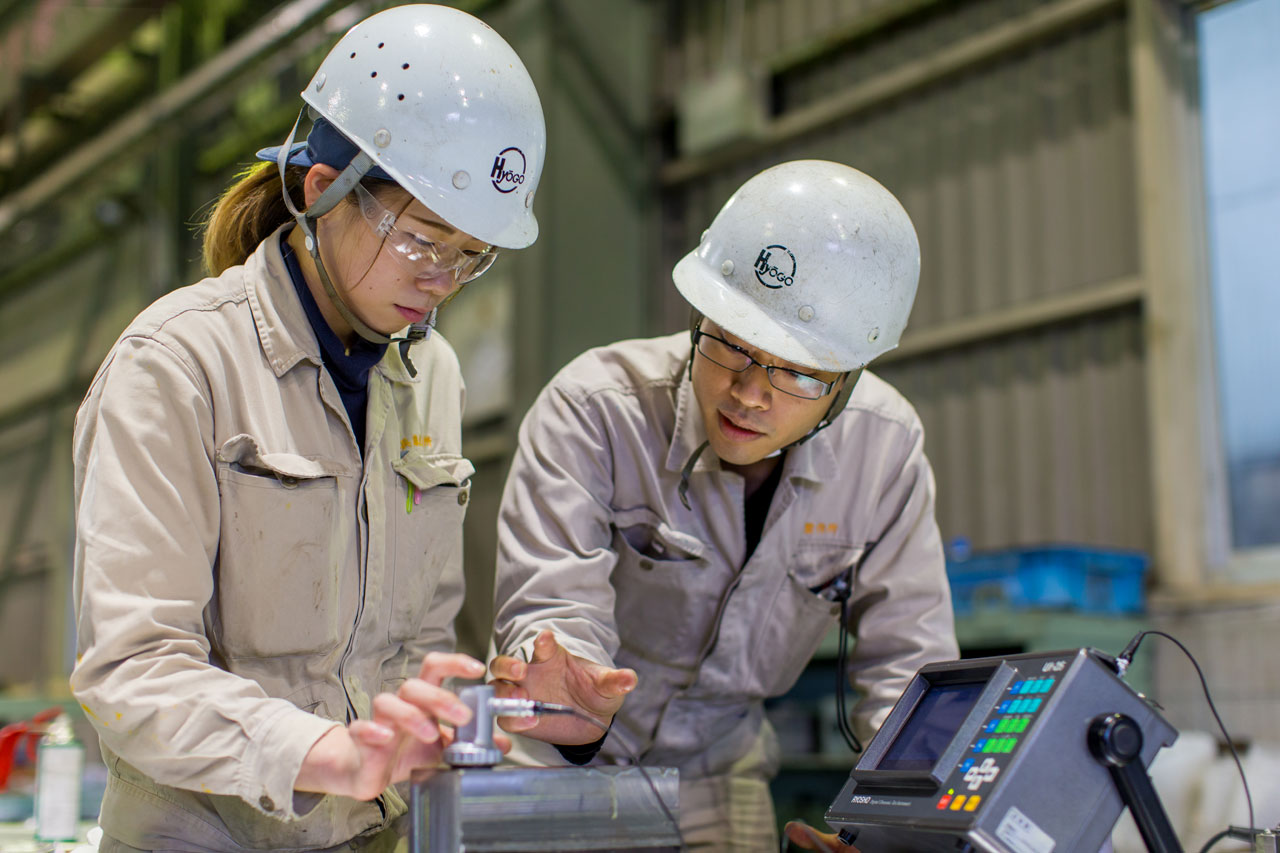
[{"xmin": 302, "ymin": 163, "xmax": 342, "ymax": 208}]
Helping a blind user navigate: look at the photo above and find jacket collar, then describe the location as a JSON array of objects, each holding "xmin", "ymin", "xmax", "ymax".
[
  {"xmin": 245, "ymin": 226, "xmax": 420, "ymax": 383},
  {"xmin": 663, "ymin": 366, "xmax": 839, "ymax": 484}
]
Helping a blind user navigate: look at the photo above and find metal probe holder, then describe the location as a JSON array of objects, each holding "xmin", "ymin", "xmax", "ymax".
[{"xmin": 409, "ymin": 685, "xmax": 681, "ymax": 852}]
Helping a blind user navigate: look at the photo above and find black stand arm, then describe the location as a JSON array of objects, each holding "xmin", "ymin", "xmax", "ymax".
[{"xmin": 1088, "ymin": 714, "xmax": 1184, "ymax": 853}]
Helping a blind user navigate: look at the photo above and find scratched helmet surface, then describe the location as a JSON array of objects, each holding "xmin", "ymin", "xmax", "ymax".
[{"xmin": 672, "ymin": 160, "xmax": 921, "ymax": 371}]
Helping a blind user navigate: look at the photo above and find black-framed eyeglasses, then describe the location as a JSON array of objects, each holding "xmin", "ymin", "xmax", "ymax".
[{"xmin": 692, "ymin": 326, "xmax": 836, "ymax": 400}]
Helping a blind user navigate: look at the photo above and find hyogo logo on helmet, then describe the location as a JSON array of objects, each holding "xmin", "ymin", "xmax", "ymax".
[
  {"xmin": 753, "ymin": 245, "xmax": 796, "ymax": 288},
  {"xmin": 490, "ymin": 147, "xmax": 527, "ymax": 193}
]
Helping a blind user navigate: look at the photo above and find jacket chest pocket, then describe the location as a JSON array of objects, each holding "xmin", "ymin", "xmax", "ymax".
[
  {"xmin": 610, "ymin": 510, "xmax": 719, "ymax": 670},
  {"xmin": 751, "ymin": 544, "xmax": 864, "ymax": 697},
  {"xmin": 387, "ymin": 451, "xmax": 474, "ymax": 642},
  {"xmin": 215, "ymin": 436, "xmax": 353, "ymax": 659}
]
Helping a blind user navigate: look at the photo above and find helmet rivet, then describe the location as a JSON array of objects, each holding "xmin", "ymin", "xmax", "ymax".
[
  {"xmin": 452, "ymin": 171, "xmax": 471, "ymax": 189},
  {"xmin": 720, "ymin": 260, "xmax": 734, "ymax": 276},
  {"xmin": 373, "ymin": 129, "xmax": 391, "ymax": 148},
  {"xmin": 798, "ymin": 305, "xmax": 815, "ymax": 322},
  {"xmin": 314, "ymin": 73, "xmax": 326, "ymax": 92},
  {"xmin": 304, "ymin": 235, "xmax": 315, "ymax": 252},
  {"xmin": 868, "ymin": 327, "xmax": 880, "ymax": 342}
]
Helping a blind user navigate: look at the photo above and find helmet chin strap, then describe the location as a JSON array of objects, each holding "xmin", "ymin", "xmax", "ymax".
[{"xmin": 277, "ymin": 108, "xmax": 434, "ymax": 376}]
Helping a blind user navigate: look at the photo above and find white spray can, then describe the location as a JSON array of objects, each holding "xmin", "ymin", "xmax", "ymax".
[{"xmin": 34, "ymin": 713, "xmax": 83, "ymax": 842}]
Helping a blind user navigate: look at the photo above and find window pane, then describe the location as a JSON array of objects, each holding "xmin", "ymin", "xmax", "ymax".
[{"xmin": 1199, "ymin": 0, "xmax": 1280, "ymax": 549}]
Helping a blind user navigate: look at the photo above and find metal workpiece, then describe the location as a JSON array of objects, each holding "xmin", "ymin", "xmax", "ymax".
[{"xmin": 409, "ymin": 765, "xmax": 681, "ymax": 852}]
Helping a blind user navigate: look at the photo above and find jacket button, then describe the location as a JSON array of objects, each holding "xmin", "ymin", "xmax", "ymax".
[
  {"xmin": 279, "ymin": 476, "xmax": 298, "ymax": 488},
  {"xmin": 639, "ymin": 559, "xmax": 654, "ymax": 571},
  {"xmin": 259, "ymin": 794, "xmax": 275, "ymax": 811},
  {"xmin": 457, "ymin": 491, "xmax": 469, "ymax": 506}
]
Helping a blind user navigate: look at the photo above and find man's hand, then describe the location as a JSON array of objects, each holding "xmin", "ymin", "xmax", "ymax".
[
  {"xmin": 783, "ymin": 821, "xmax": 859, "ymax": 852},
  {"xmin": 295, "ymin": 652, "xmax": 486, "ymax": 800},
  {"xmin": 489, "ymin": 629, "xmax": 637, "ymax": 745}
]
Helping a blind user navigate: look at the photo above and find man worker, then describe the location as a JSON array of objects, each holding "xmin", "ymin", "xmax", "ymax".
[{"xmin": 490, "ymin": 160, "xmax": 959, "ymax": 850}]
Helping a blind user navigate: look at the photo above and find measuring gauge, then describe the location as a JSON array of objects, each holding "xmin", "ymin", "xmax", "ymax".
[{"xmin": 824, "ymin": 648, "xmax": 1177, "ymax": 853}]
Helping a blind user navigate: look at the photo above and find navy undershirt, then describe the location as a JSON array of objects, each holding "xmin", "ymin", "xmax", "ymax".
[{"xmin": 282, "ymin": 240, "xmax": 387, "ymax": 455}]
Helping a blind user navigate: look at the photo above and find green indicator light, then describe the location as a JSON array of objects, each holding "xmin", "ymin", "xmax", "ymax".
[
  {"xmin": 996, "ymin": 720, "xmax": 1008, "ymax": 733},
  {"xmin": 1016, "ymin": 719, "xmax": 1029, "ymax": 733}
]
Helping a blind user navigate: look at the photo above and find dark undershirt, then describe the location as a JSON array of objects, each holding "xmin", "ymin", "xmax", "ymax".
[
  {"xmin": 281, "ymin": 240, "xmax": 387, "ymax": 455},
  {"xmin": 743, "ymin": 457, "xmax": 786, "ymax": 561}
]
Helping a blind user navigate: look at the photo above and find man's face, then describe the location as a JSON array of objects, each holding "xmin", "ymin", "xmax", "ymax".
[{"xmin": 690, "ymin": 320, "xmax": 844, "ymax": 466}]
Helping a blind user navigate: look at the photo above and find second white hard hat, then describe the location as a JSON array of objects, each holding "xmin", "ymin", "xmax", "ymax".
[{"xmin": 673, "ymin": 160, "xmax": 921, "ymax": 372}]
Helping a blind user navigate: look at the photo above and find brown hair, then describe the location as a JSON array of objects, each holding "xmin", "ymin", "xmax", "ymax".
[
  {"xmin": 201, "ymin": 162, "xmax": 307, "ymax": 276},
  {"xmin": 200, "ymin": 162, "xmax": 414, "ymax": 277}
]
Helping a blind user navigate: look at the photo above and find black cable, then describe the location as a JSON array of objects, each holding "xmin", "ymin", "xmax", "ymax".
[
  {"xmin": 1196, "ymin": 828, "xmax": 1233, "ymax": 853},
  {"xmin": 832, "ymin": 572, "xmax": 863, "ymax": 755},
  {"xmin": 1116, "ymin": 630, "xmax": 1255, "ymax": 833},
  {"xmin": 533, "ymin": 703, "xmax": 685, "ymax": 850},
  {"xmin": 833, "ymin": 611, "xmax": 863, "ymax": 753}
]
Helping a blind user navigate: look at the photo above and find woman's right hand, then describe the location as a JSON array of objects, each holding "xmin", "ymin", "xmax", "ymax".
[{"xmin": 294, "ymin": 651, "xmax": 486, "ymax": 800}]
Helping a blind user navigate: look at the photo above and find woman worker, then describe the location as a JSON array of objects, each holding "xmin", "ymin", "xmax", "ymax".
[{"xmin": 69, "ymin": 6, "xmax": 544, "ymax": 851}]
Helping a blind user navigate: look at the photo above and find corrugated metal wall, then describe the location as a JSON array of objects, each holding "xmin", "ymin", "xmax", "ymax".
[{"xmin": 656, "ymin": 0, "xmax": 1149, "ymax": 552}]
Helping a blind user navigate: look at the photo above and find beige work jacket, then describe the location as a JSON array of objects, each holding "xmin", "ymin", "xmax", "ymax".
[
  {"xmin": 71, "ymin": 228, "xmax": 471, "ymax": 851},
  {"xmin": 493, "ymin": 333, "xmax": 958, "ymax": 780}
]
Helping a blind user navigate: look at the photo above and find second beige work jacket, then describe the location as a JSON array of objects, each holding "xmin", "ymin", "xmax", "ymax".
[{"xmin": 493, "ymin": 332, "xmax": 958, "ymax": 782}]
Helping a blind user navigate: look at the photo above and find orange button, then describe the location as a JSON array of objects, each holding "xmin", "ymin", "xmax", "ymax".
[
  {"xmin": 950, "ymin": 795, "xmax": 966, "ymax": 810},
  {"xmin": 965, "ymin": 795, "xmax": 982, "ymax": 811}
]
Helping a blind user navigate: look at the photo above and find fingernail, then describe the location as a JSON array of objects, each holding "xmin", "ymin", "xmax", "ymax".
[
  {"xmin": 446, "ymin": 704, "xmax": 472, "ymax": 726},
  {"xmin": 368, "ymin": 723, "xmax": 394, "ymax": 744},
  {"xmin": 413, "ymin": 721, "xmax": 438, "ymax": 742}
]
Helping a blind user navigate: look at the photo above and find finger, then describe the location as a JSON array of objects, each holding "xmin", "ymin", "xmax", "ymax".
[
  {"xmin": 373, "ymin": 691, "xmax": 443, "ymax": 745},
  {"xmin": 417, "ymin": 651, "xmax": 486, "ymax": 684},
  {"xmin": 791, "ymin": 822, "xmax": 849, "ymax": 853},
  {"xmin": 487, "ymin": 680, "xmax": 538, "ymax": 732},
  {"xmin": 489, "ymin": 655, "xmax": 527, "ymax": 683},
  {"xmin": 490, "ymin": 679, "xmax": 529, "ymax": 701},
  {"xmin": 349, "ymin": 719, "xmax": 396, "ymax": 746},
  {"xmin": 593, "ymin": 666, "xmax": 638, "ymax": 698},
  {"xmin": 493, "ymin": 732, "xmax": 513, "ymax": 754},
  {"xmin": 529, "ymin": 629, "xmax": 561, "ymax": 664},
  {"xmin": 398, "ymin": 678, "xmax": 472, "ymax": 727}
]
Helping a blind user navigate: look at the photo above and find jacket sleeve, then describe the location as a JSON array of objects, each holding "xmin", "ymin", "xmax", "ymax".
[
  {"xmin": 492, "ymin": 383, "xmax": 621, "ymax": 669},
  {"xmin": 845, "ymin": 422, "xmax": 959, "ymax": 745},
  {"xmin": 71, "ymin": 335, "xmax": 337, "ymax": 820}
]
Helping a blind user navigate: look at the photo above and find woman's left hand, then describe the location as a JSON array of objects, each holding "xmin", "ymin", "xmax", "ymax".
[{"xmin": 296, "ymin": 651, "xmax": 498, "ymax": 800}]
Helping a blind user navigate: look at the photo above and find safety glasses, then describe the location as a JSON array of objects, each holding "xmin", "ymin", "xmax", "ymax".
[
  {"xmin": 353, "ymin": 183, "xmax": 499, "ymax": 284},
  {"xmin": 693, "ymin": 326, "xmax": 836, "ymax": 400}
]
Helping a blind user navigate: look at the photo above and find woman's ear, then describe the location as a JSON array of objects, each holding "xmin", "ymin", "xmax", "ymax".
[{"xmin": 302, "ymin": 164, "xmax": 342, "ymax": 208}]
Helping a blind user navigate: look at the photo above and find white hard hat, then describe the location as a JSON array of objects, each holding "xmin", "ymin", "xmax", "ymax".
[
  {"xmin": 673, "ymin": 160, "xmax": 920, "ymax": 372},
  {"xmin": 301, "ymin": 4, "xmax": 545, "ymax": 249}
]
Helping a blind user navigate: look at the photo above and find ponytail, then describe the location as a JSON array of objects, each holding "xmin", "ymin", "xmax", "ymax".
[{"xmin": 201, "ymin": 162, "xmax": 306, "ymax": 276}]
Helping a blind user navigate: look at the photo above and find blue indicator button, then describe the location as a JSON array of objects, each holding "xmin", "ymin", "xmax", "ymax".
[
  {"xmin": 1030, "ymin": 698, "xmax": 1042, "ymax": 711},
  {"xmin": 999, "ymin": 701, "xmax": 1012, "ymax": 713},
  {"xmin": 1012, "ymin": 681, "xmax": 1026, "ymax": 694},
  {"xmin": 960, "ymin": 758, "xmax": 975, "ymax": 773}
]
